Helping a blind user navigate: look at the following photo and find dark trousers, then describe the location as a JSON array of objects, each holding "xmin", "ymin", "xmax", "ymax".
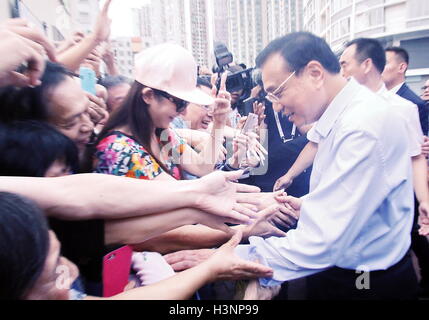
[{"xmin": 306, "ymin": 252, "xmax": 418, "ymax": 300}]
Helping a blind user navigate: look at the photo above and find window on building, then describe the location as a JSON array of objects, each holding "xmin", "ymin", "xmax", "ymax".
[
  {"xmin": 331, "ymin": 0, "xmax": 352, "ymax": 13},
  {"xmin": 407, "ymin": 0, "xmax": 429, "ymax": 19},
  {"xmin": 355, "ymin": 7, "xmax": 384, "ymax": 31},
  {"xmin": 332, "ymin": 17, "xmax": 350, "ymax": 40},
  {"xmin": 79, "ymin": 12, "xmax": 90, "ymax": 24}
]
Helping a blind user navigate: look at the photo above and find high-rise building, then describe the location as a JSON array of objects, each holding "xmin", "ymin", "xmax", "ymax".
[
  {"xmin": 212, "ymin": 0, "xmax": 229, "ymax": 48},
  {"xmin": 140, "ymin": 3, "xmax": 153, "ymax": 48},
  {"xmin": 227, "ymin": 0, "xmax": 303, "ymax": 67},
  {"xmin": 131, "ymin": 8, "xmax": 143, "ymax": 38},
  {"xmin": 2, "ymin": 0, "xmax": 100, "ymax": 41},
  {"xmin": 189, "ymin": 0, "xmax": 211, "ymax": 67},
  {"xmin": 147, "ymin": 0, "xmax": 187, "ymax": 48},
  {"xmin": 66, "ymin": 0, "xmax": 100, "ymax": 35},
  {"xmin": 131, "ymin": 0, "xmax": 305, "ymax": 70},
  {"xmin": 132, "ymin": 0, "xmax": 214, "ymax": 68},
  {"xmin": 131, "ymin": 3, "xmax": 155, "ymax": 49},
  {"xmin": 111, "ymin": 37, "xmax": 134, "ymax": 78},
  {"xmin": 303, "ymin": 0, "xmax": 429, "ymax": 91}
]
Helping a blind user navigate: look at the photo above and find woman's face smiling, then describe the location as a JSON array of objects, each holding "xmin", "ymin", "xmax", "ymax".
[{"xmin": 181, "ymin": 86, "xmax": 213, "ymax": 130}]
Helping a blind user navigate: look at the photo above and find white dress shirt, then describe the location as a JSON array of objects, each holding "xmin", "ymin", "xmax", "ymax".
[
  {"xmin": 377, "ymin": 84, "xmax": 423, "ymax": 157},
  {"xmin": 308, "ymin": 83, "xmax": 424, "ymax": 153},
  {"xmin": 235, "ymin": 79, "xmax": 414, "ymax": 286},
  {"xmin": 390, "ymin": 82, "xmax": 405, "ymax": 94}
]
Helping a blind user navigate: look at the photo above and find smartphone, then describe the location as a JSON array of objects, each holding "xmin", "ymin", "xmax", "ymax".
[
  {"xmin": 241, "ymin": 113, "xmax": 259, "ymax": 134},
  {"xmin": 102, "ymin": 245, "xmax": 133, "ymax": 297},
  {"xmin": 79, "ymin": 67, "xmax": 97, "ymax": 95}
]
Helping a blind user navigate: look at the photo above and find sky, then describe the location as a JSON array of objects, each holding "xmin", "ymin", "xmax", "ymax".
[{"xmin": 101, "ymin": 0, "xmax": 150, "ymax": 37}]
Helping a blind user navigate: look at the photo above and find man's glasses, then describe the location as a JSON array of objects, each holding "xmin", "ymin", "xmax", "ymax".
[
  {"xmin": 153, "ymin": 89, "xmax": 189, "ymax": 113},
  {"xmin": 422, "ymin": 86, "xmax": 429, "ymax": 90},
  {"xmin": 265, "ymin": 71, "xmax": 296, "ymax": 104}
]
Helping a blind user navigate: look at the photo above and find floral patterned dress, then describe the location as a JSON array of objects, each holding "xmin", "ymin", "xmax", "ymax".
[{"xmin": 93, "ymin": 130, "xmax": 186, "ymax": 180}]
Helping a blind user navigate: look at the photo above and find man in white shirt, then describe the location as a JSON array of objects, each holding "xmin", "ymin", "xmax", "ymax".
[
  {"xmin": 166, "ymin": 32, "xmax": 419, "ymax": 299},
  {"xmin": 275, "ymin": 38, "xmax": 429, "ymax": 231},
  {"xmin": 241, "ymin": 33, "xmax": 418, "ymax": 299},
  {"xmin": 382, "ymin": 47, "xmax": 428, "ymax": 136},
  {"xmin": 274, "ymin": 38, "xmax": 429, "ymax": 296}
]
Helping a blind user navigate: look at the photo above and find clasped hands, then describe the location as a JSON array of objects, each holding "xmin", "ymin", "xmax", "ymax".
[{"xmin": 164, "ymin": 190, "xmax": 302, "ymax": 280}]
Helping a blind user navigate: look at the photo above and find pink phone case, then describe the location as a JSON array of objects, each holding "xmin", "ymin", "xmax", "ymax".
[{"xmin": 102, "ymin": 245, "xmax": 133, "ymax": 297}]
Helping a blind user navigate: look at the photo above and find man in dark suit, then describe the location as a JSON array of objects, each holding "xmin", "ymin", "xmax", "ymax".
[
  {"xmin": 382, "ymin": 46, "xmax": 428, "ymax": 135},
  {"xmin": 383, "ymin": 46, "xmax": 429, "ymax": 296}
]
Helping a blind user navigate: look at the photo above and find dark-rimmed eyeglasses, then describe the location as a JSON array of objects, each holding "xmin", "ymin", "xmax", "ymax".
[
  {"xmin": 152, "ymin": 89, "xmax": 189, "ymax": 113},
  {"xmin": 266, "ymin": 71, "xmax": 296, "ymax": 104}
]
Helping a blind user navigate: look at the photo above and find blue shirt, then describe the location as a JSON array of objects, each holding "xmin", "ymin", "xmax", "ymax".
[
  {"xmin": 235, "ymin": 79, "xmax": 414, "ymax": 286},
  {"xmin": 170, "ymin": 117, "xmax": 188, "ymax": 130}
]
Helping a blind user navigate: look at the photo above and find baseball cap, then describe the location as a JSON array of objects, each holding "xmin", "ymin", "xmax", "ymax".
[{"xmin": 134, "ymin": 43, "xmax": 214, "ymax": 106}]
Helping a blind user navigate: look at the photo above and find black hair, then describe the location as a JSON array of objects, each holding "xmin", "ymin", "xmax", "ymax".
[
  {"xmin": 0, "ymin": 192, "xmax": 50, "ymax": 300},
  {"xmin": 0, "ymin": 61, "xmax": 74, "ymax": 123},
  {"xmin": 385, "ymin": 46, "xmax": 409, "ymax": 65},
  {"xmin": 345, "ymin": 38, "xmax": 386, "ymax": 74},
  {"xmin": 96, "ymin": 81, "xmax": 172, "ymax": 175},
  {"xmin": 256, "ymin": 32, "xmax": 340, "ymax": 75},
  {"xmin": 196, "ymin": 76, "xmax": 212, "ymax": 90},
  {"xmin": 99, "ymin": 75, "xmax": 132, "ymax": 90},
  {"xmin": 0, "ymin": 121, "xmax": 79, "ymax": 177}
]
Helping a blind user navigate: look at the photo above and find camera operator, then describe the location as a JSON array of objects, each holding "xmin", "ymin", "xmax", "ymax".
[{"xmin": 225, "ymin": 65, "xmax": 248, "ymax": 128}]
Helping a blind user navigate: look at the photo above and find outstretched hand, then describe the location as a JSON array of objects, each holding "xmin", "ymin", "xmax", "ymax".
[
  {"xmin": 273, "ymin": 173, "xmax": 294, "ymax": 192},
  {"xmin": 194, "ymin": 170, "xmax": 261, "ymax": 225},
  {"xmin": 206, "ymin": 231, "xmax": 274, "ymax": 281},
  {"xmin": 165, "ymin": 231, "xmax": 274, "ymax": 281}
]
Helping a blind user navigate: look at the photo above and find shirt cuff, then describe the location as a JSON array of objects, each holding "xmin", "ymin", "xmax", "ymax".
[{"xmin": 235, "ymin": 244, "xmax": 284, "ymax": 287}]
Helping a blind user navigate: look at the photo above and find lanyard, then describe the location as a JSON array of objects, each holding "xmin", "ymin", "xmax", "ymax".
[{"xmin": 274, "ymin": 111, "xmax": 296, "ymax": 143}]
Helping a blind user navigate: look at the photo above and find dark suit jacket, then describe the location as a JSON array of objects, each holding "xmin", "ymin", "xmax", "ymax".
[
  {"xmin": 240, "ymin": 102, "xmax": 311, "ymax": 197},
  {"xmin": 397, "ymin": 83, "xmax": 428, "ymax": 135}
]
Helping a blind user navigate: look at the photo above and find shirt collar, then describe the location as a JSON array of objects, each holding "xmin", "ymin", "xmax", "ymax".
[
  {"xmin": 376, "ymin": 83, "xmax": 388, "ymax": 95},
  {"xmin": 314, "ymin": 78, "xmax": 361, "ymax": 139},
  {"xmin": 390, "ymin": 82, "xmax": 405, "ymax": 94}
]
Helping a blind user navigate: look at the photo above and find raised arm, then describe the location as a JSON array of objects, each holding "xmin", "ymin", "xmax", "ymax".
[
  {"xmin": 57, "ymin": 0, "xmax": 112, "ymax": 72},
  {"xmin": 273, "ymin": 141, "xmax": 318, "ymax": 191}
]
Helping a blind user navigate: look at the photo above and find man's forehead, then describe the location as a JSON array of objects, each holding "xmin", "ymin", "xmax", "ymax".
[
  {"xmin": 261, "ymin": 53, "xmax": 291, "ymax": 92},
  {"xmin": 53, "ymin": 79, "xmax": 89, "ymax": 118},
  {"xmin": 340, "ymin": 45, "xmax": 356, "ymax": 62}
]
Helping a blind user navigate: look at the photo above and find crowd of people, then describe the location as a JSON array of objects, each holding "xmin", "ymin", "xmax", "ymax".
[{"xmin": 0, "ymin": 0, "xmax": 429, "ymax": 300}]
